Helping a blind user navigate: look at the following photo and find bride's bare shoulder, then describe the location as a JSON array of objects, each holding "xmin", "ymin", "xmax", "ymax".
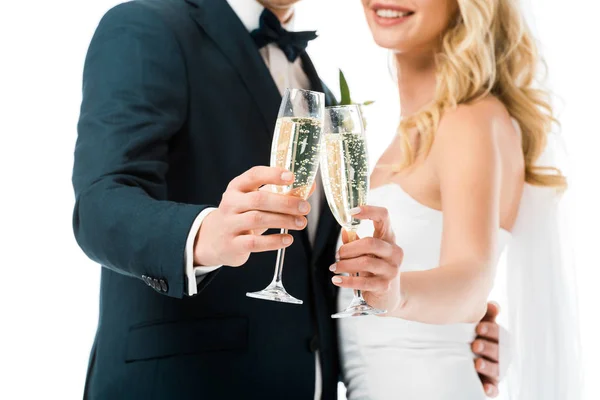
[
  {"xmin": 438, "ymin": 96, "xmax": 514, "ymax": 135},
  {"xmin": 432, "ymin": 96, "xmax": 519, "ymax": 157}
]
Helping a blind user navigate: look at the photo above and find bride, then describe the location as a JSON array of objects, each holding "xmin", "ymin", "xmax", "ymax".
[{"xmin": 330, "ymin": 0, "xmax": 581, "ymax": 399}]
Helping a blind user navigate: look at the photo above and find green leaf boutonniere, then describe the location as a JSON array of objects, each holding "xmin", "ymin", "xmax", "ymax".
[{"xmin": 338, "ymin": 69, "xmax": 374, "ymax": 128}]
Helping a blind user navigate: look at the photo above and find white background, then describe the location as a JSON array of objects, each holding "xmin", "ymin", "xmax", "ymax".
[{"xmin": 1, "ymin": 0, "xmax": 598, "ymax": 399}]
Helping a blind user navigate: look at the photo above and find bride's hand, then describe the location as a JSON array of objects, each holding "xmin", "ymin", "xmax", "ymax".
[{"xmin": 330, "ymin": 205, "xmax": 404, "ymax": 313}]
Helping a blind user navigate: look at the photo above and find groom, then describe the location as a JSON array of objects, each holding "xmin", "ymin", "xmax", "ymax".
[{"xmin": 73, "ymin": 0, "xmax": 502, "ymax": 398}]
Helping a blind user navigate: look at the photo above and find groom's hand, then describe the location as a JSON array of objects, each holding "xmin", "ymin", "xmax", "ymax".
[
  {"xmin": 193, "ymin": 166, "xmax": 311, "ymax": 267},
  {"xmin": 473, "ymin": 302, "xmax": 501, "ymax": 397}
]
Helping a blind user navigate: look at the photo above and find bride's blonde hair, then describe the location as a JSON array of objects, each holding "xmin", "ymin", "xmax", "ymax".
[{"xmin": 397, "ymin": 0, "xmax": 566, "ymax": 189}]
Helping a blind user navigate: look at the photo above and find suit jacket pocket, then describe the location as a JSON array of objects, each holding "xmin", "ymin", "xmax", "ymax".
[{"xmin": 125, "ymin": 317, "xmax": 248, "ymax": 362}]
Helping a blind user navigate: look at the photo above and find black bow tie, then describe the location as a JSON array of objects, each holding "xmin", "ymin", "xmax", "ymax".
[{"xmin": 250, "ymin": 9, "xmax": 318, "ymax": 62}]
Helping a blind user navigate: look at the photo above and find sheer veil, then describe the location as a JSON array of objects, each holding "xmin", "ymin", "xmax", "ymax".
[{"xmin": 504, "ymin": 135, "xmax": 582, "ymax": 399}]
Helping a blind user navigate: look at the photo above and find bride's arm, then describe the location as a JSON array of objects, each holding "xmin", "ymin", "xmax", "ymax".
[
  {"xmin": 391, "ymin": 104, "xmax": 502, "ymax": 323},
  {"xmin": 332, "ymin": 103, "xmax": 507, "ymax": 323}
]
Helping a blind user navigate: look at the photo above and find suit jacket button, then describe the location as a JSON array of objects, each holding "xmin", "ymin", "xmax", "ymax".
[
  {"xmin": 152, "ymin": 278, "xmax": 160, "ymax": 290},
  {"xmin": 160, "ymin": 279, "xmax": 168, "ymax": 292},
  {"xmin": 141, "ymin": 275, "xmax": 149, "ymax": 285}
]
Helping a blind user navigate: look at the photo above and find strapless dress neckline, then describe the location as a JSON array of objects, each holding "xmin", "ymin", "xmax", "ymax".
[
  {"xmin": 370, "ymin": 182, "xmax": 513, "ymax": 237},
  {"xmin": 337, "ymin": 181, "xmax": 512, "ymax": 400}
]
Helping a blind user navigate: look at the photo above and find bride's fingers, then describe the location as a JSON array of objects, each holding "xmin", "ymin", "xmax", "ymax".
[
  {"xmin": 349, "ymin": 205, "xmax": 388, "ymax": 221},
  {"xmin": 331, "ymin": 274, "xmax": 390, "ymax": 292},
  {"xmin": 340, "ymin": 237, "xmax": 392, "ymax": 259},
  {"xmin": 349, "ymin": 205, "xmax": 395, "ymax": 243},
  {"xmin": 339, "ymin": 237, "xmax": 404, "ymax": 266},
  {"xmin": 330, "ymin": 256, "xmax": 397, "ymax": 278}
]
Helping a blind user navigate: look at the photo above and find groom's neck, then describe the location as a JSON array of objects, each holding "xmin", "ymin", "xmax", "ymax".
[{"xmin": 257, "ymin": 1, "xmax": 295, "ymax": 24}]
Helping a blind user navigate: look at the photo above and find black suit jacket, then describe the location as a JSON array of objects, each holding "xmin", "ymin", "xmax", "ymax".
[{"xmin": 73, "ymin": 0, "xmax": 341, "ymax": 398}]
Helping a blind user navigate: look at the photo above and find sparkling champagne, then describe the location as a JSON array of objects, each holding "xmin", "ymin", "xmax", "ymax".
[
  {"xmin": 271, "ymin": 117, "xmax": 323, "ymax": 199},
  {"xmin": 247, "ymin": 88, "xmax": 324, "ymax": 307},
  {"xmin": 320, "ymin": 132, "xmax": 369, "ymax": 231}
]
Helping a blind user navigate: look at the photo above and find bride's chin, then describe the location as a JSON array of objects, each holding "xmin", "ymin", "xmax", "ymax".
[
  {"xmin": 371, "ymin": 36, "xmax": 412, "ymax": 53},
  {"xmin": 368, "ymin": 30, "xmax": 412, "ymax": 52}
]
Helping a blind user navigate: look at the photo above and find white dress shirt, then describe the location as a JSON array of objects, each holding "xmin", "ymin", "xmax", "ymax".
[
  {"xmin": 184, "ymin": 0, "xmax": 322, "ymax": 289},
  {"xmin": 183, "ymin": 1, "xmax": 323, "ymax": 398}
]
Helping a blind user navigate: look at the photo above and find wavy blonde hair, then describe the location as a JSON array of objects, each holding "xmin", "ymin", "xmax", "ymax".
[{"xmin": 397, "ymin": 0, "xmax": 566, "ymax": 189}]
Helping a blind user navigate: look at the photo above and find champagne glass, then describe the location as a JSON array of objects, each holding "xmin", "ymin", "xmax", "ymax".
[
  {"xmin": 320, "ymin": 105, "xmax": 386, "ymax": 318},
  {"xmin": 246, "ymin": 88, "xmax": 325, "ymax": 304}
]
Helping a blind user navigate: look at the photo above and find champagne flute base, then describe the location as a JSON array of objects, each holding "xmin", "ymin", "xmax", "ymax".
[
  {"xmin": 332, "ymin": 298, "xmax": 386, "ymax": 319},
  {"xmin": 246, "ymin": 285, "xmax": 303, "ymax": 305}
]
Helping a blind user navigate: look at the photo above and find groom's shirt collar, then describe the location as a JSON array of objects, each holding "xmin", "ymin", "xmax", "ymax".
[{"xmin": 226, "ymin": 0, "xmax": 296, "ymax": 32}]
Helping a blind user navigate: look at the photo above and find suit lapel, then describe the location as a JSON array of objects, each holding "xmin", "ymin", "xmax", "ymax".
[
  {"xmin": 184, "ymin": 3, "xmax": 338, "ymax": 262},
  {"xmin": 301, "ymin": 53, "xmax": 340, "ymax": 263},
  {"xmin": 185, "ymin": 0, "xmax": 281, "ymax": 141},
  {"xmin": 300, "ymin": 53, "xmax": 324, "ymax": 94}
]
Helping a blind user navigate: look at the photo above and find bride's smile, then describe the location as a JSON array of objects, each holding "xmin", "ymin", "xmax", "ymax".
[
  {"xmin": 371, "ymin": 3, "xmax": 416, "ymax": 27},
  {"xmin": 362, "ymin": 0, "xmax": 459, "ymax": 53}
]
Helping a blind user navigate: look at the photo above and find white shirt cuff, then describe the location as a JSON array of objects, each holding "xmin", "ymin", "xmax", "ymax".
[{"xmin": 185, "ymin": 207, "xmax": 223, "ymax": 296}]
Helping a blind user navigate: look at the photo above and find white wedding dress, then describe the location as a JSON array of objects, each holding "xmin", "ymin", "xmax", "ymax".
[
  {"xmin": 337, "ymin": 181, "xmax": 581, "ymax": 399},
  {"xmin": 337, "ymin": 183, "xmax": 509, "ymax": 400}
]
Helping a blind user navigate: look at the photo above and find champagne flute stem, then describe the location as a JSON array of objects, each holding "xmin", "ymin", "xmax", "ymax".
[
  {"xmin": 271, "ymin": 228, "xmax": 288, "ymax": 286},
  {"xmin": 345, "ymin": 229, "xmax": 367, "ymax": 302}
]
